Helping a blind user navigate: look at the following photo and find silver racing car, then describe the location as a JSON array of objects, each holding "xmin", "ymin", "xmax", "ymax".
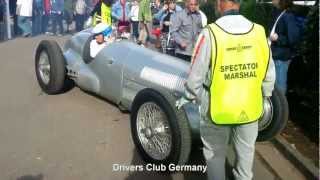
[{"xmin": 35, "ymin": 30, "xmax": 288, "ymax": 166}]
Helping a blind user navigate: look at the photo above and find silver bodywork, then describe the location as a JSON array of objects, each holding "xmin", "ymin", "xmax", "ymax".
[{"xmin": 63, "ymin": 31, "xmax": 201, "ymax": 138}]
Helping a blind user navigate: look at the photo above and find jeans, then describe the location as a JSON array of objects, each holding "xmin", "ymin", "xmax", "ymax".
[
  {"xmin": 17, "ymin": 16, "xmax": 32, "ymax": 36},
  {"xmin": 51, "ymin": 13, "xmax": 63, "ymax": 34},
  {"xmin": 32, "ymin": 14, "xmax": 42, "ymax": 36},
  {"xmin": 131, "ymin": 21, "xmax": 139, "ymax": 39},
  {"xmin": 274, "ymin": 60, "xmax": 291, "ymax": 94},
  {"xmin": 14, "ymin": 15, "xmax": 21, "ymax": 36},
  {"xmin": 0, "ymin": 22, "xmax": 4, "ymax": 41},
  {"xmin": 75, "ymin": 14, "xmax": 85, "ymax": 32},
  {"xmin": 201, "ymin": 115, "xmax": 258, "ymax": 180},
  {"xmin": 64, "ymin": 11, "xmax": 73, "ymax": 32},
  {"xmin": 42, "ymin": 14, "xmax": 50, "ymax": 33}
]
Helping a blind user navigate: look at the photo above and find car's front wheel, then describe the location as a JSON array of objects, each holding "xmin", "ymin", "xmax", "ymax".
[
  {"xmin": 130, "ymin": 89, "xmax": 192, "ymax": 166},
  {"xmin": 35, "ymin": 40, "xmax": 66, "ymax": 94}
]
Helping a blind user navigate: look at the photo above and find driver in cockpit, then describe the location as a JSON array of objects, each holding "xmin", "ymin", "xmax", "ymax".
[{"xmin": 90, "ymin": 23, "xmax": 115, "ymax": 58}]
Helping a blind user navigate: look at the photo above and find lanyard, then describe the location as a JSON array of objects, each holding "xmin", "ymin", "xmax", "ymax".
[{"xmin": 268, "ymin": 10, "xmax": 286, "ymax": 45}]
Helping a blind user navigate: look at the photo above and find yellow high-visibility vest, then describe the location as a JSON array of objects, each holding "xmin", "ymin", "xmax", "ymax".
[
  {"xmin": 208, "ymin": 23, "xmax": 270, "ymax": 124},
  {"xmin": 93, "ymin": 2, "xmax": 112, "ymax": 26}
]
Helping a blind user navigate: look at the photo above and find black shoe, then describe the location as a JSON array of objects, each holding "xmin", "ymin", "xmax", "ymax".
[{"xmin": 23, "ymin": 33, "xmax": 31, "ymax": 37}]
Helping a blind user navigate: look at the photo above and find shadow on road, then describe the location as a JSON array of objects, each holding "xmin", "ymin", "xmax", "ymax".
[{"xmin": 16, "ymin": 174, "xmax": 43, "ymax": 180}]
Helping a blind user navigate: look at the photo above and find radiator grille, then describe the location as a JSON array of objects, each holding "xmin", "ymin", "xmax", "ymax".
[{"xmin": 140, "ymin": 66, "xmax": 186, "ymax": 92}]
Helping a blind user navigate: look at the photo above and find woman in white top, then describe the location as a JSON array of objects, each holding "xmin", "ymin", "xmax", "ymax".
[{"xmin": 16, "ymin": 0, "xmax": 33, "ymax": 37}]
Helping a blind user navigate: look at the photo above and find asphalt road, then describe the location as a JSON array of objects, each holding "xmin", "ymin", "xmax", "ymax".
[{"xmin": 0, "ymin": 35, "xmax": 301, "ymax": 180}]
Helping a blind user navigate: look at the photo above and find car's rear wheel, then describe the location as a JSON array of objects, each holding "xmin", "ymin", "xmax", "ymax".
[
  {"xmin": 131, "ymin": 89, "xmax": 192, "ymax": 166},
  {"xmin": 35, "ymin": 40, "xmax": 66, "ymax": 94},
  {"xmin": 257, "ymin": 86, "xmax": 289, "ymax": 141}
]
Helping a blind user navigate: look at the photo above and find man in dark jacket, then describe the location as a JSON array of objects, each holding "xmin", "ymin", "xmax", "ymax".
[{"xmin": 269, "ymin": 0, "xmax": 299, "ymax": 94}]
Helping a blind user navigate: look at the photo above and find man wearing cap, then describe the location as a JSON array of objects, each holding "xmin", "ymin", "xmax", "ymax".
[
  {"xmin": 176, "ymin": 0, "xmax": 275, "ymax": 179},
  {"xmin": 90, "ymin": 23, "xmax": 113, "ymax": 58}
]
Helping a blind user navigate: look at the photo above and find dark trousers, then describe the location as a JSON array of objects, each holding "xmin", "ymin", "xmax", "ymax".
[
  {"xmin": 131, "ymin": 21, "xmax": 139, "ymax": 39},
  {"xmin": 13, "ymin": 15, "xmax": 21, "ymax": 36},
  {"xmin": 175, "ymin": 53, "xmax": 191, "ymax": 62},
  {"xmin": 0, "ymin": 21, "xmax": 4, "ymax": 41},
  {"xmin": 42, "ymin": 14, "xmax": 50, "ymax": 33},
  {"xmin": 51, "ymin": 13, "xmax": 63, "ymax": 34},
  {"xmin": 64, "ymin": 11, "xmax": 73, "ymax": 33},
  {"xmin": 75, "ymin": 14, "xmax": 85, "ymax": 32},
  {"xmin": 32, "ymin": 14, "xmax": 42, "ymax": 36}
]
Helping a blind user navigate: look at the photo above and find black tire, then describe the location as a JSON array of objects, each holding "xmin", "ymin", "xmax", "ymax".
[
  {"xmin": 35, "ymin": 40, "xmax": 66, "ymax": 94},
  {"xmin": 257, "ymin": 87, "xmax": 289, "ymax": 141},
  {"xmin": 130, "ymin": 88, "xmax": 192, "ymax": 166}
]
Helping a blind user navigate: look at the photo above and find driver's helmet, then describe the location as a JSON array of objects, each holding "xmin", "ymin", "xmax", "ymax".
[{"xmin": 92, "ymin": 23, "xmax": 112, "ymax": 37}]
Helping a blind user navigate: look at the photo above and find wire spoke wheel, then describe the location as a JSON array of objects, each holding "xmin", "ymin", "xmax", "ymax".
[{"xmin": 136, "ymin": 102, "xmax": 172, "ymax": 160}]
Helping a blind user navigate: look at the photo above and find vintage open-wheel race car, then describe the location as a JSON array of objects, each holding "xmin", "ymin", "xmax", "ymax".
[{"xmin": 34, "ymin": 29, "xmax": 289, "ymax": 166}]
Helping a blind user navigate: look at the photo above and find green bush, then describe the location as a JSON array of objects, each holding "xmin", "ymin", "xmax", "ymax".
[
  {"xmin": 200, "ymin": 0, "xmax": 259, "ymax": 24},
  {"xmin": 200, "ymin": 0, "xmax": 311, "ymax": 34},
  {"xmin": 200, "ymin": 1, "xmax": 216, "ymax": 23},
  {"xmin": 240, "ymin": 0, "xmax": 256, "ymax": 21}
]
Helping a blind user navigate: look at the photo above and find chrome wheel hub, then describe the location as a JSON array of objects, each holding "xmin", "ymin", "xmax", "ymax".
[
  {"xmin": 136, "ymin": 102, "xmax": 172, "ymax": 160},
  {"xmin": 38, "ymin": 51, "xmax": 51, "ymax": 85},
  {"xmin": 259, "ymin": 97, "xmax": 274, "ymax": 131},
  {"xmin": 143, "ymin": 128, "xmax": 152, "ymax": 138}
]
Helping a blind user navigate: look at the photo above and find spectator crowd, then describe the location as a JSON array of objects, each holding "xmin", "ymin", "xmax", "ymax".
[
  {"xmin": 0, "ymin": 0, "xmax": 205, "ymax": 38},
  {"xmin": 0, "ymin": 0, "xmax": 99, "ymax": 37},
  {"xmin": 0, "ymin": 0, "xmax": 208, "ymax": 60},
  {"xmin": 0, "ymin": 0, "xmax": 300, "ymax": 95}
]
